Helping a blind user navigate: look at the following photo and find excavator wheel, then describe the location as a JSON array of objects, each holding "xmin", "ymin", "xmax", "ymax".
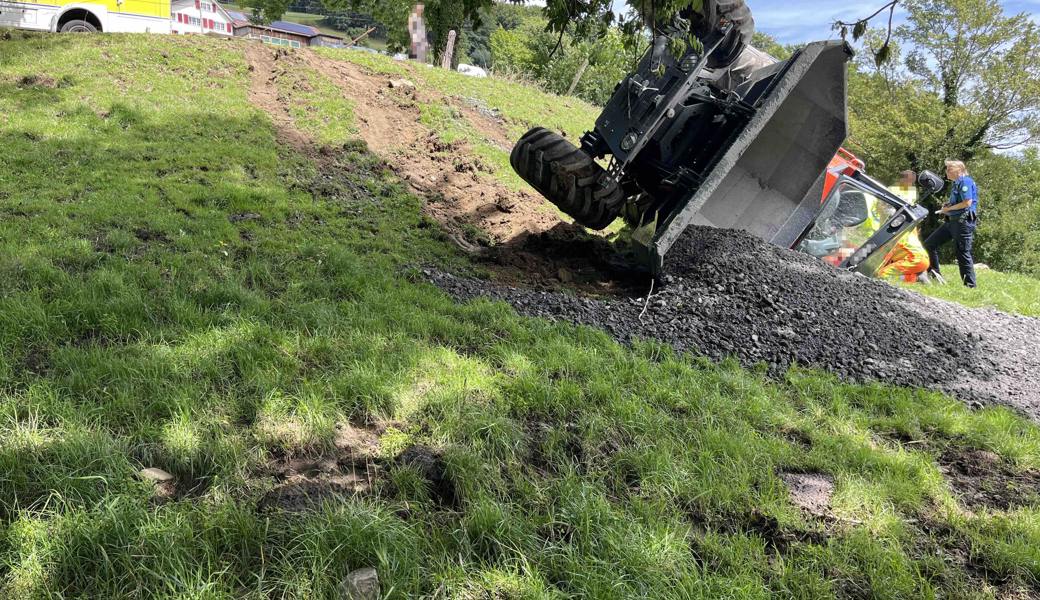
[
  {"xmin": 689, "ymin": 0, "xmax": 754, "ymax": 69},
  {"xmin": 510, "ymin": 127, "xmax": 625, "ymax": 230}
]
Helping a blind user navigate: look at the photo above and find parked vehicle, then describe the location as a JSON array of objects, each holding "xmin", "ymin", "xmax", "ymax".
[{"xmin": 0, "ymin": 0, "xmax": 171, "ymax": 33}]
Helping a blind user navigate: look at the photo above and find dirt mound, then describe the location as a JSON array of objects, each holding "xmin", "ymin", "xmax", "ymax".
[{"xmin": 428, "ymin": 226, "xmax": 1040, "ymax": 420}]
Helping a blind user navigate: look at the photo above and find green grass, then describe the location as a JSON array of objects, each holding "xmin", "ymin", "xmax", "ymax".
[
  {"xmin": 908, "ymin": 266, "xmax": 1040, "ymax": 317},
  {"xmin": 316, "ymin": 47, "xmax": 598, "ymax": 141},
  {"xmin": 272, "ymin": 64, "xmax": 355, "ymax": 145},
  {"xmin": 1, "ymin": 33, "xmax": 1040, "ymax": 598}
]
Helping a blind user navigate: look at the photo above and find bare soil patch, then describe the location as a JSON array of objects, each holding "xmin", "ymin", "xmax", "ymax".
[
  {"xmin": 259, "ymin": 423, "xmax": 382, "ymax": 512},
  {"xmin": 293, "ymin": 50, "xmax": 555, "ymax": 241},
  {"xmin": 779, "ymin": 471, "xmax": 835, "ymax": 516},
  {"xmin": 243, "ymin": 43, "xmax": 632, "ymax": 291},
  {"xmin": 16, "ymin": 74, "xmax": 61, "ymax": 89},
  {"xmin": 243, "ymin": 44, "xmax": 311, "ymax": 152},
  {"xmin": 258, "ymin": 423, "xmax": 460, "ymax": 512},
  {"xmin": 452, "ymin": 96, "xmax": 513, "ymax": 151},
  {"xmin": 939, "ymin": 448, "xmax": 1040, "ymax": 511}
]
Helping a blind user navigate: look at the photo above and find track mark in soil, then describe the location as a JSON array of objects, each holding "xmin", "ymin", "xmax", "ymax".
[
  {"xmin": 260, "ymin": 423, "xmax": 382, "ymax": 512},
  {"xmin": 243, "ymin": 44, "xmax": 311, "ymax": 152},
  {"xmin": 687, "ymin": 506, "xmax": 827, "ymax": 559},
  {"xmin": 259, "ymin": 423, "xmax": 460, "ymax": 512},
  {"xmin": 394, "ymin": 445, "xmax": 460, "ymax": 509},
  {"xmin": 452, "ymin": 97, "xmax": 513, "ymax": 151},
  {"xmin": 297, "ymin": 51, "xmax": 564, "ymax": 249},
  {"xmin": 939, "ymin": 448, "xmax": 1040, "ymax": 511},
  {"xmin": 910, "ymin": 519, "xmax": 1033, "ymax": 593}
]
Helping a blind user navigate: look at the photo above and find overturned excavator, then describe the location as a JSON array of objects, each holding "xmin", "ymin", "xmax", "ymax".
[{"xmin": 511, "ymin": 0, "xmax": 939, "ymax": 276}]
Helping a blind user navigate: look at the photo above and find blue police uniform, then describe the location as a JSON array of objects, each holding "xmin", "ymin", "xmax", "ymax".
[{"xmin": 923, "ymin": 174, "xmax": 978, "ymax": 287}]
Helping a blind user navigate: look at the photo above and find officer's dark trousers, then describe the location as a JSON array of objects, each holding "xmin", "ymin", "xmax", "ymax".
[{"xmin": 924, "ymin": 217, "xmax": 977, "ymax": 287}]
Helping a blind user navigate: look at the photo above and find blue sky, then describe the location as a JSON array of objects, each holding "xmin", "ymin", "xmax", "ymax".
[{"xmin": 609, "ymin": 0, "xmax": 1040, "ymax": 45}]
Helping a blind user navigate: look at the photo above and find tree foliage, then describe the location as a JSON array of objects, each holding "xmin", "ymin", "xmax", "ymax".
[
  {"xmin": 750, "ymin": 32, "xmax": 794, "ymax": 60},
  {"xmin": 899, "ymin": 0, "xmax": 1040, "ymax": 156},
  {"xmin": 464, "ymin": 4, "xmax": 541, "ymax": 67},
  {"xmin": 239, "ymin": 0, "xmax": 293, "ymax": 24},
  {"xmin": 489, "ymin": 16, "xmax": 642, "ymax": 106},
  {"xmin": 843, "ymin": 0, "xmax": 1040, "ymax": 273},
  {"xmin": 969, "ymin": 151, "xmax": 1040, "ymax": 276}
]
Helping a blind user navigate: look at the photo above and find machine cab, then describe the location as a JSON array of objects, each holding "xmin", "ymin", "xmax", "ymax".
[{"xmin": 794, "ymin": 165, "xmax": 931, "ymax": 276}]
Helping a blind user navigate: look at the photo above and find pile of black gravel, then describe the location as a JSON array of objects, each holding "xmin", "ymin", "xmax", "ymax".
[{"xmin": 429, "ymin": 226, "xmax": 1040, "ymax": 421}]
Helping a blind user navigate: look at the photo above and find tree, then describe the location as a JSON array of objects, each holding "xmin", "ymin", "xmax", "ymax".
[
  {"xmin": 489, "ymin": 17, "xmax": 640, "ymax": 105},
  {"xmin": 846, "ymin": 66, "xmax": 955, "ymax": 179},
  {"xmin": 750, "ymin": 31, "xmax": 793, "ymax": 60},
  {"xmin": 465, "ymin": 3, "xmax": 543, "ymax": 68},
  {"xmin": 426, "ymin": 1, "xmax": 467, "ymax": 67},
  {"xmin": 899, "ymin": 0, "xmax": 1040, "ymax": 158},
  {"xmin": 240, "ymin": 0, "xmax": 293, "ymax": 24}
]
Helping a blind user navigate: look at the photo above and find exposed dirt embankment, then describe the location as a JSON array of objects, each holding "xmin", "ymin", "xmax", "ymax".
[
  {"xmin": 429, "ymin": 226, "xmax": 1040, "ymax": 421},
  {"xmin": 244, "ymin": 43, "xmax": 639, "ymax": 291}
]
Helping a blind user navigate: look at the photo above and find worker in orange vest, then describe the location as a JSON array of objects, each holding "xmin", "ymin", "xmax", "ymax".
[{"xmin": 879, "ymin": 170, "xmax": 931, "ymax": 283}]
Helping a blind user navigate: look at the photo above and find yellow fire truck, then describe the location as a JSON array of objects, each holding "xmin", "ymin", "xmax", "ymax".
[{"xmin": 0, "ymin": 0, "xmax": 170, "ymax": 33}]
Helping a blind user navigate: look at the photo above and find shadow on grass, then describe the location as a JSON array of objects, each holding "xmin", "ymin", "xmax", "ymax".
[{"xmin": 1, "ymin": 39, "xmax": 1039, "ymax": 599}]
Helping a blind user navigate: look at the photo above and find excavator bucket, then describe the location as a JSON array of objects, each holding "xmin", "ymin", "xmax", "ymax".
[{"xmin": 650, "ymin": 41, "xmax": 853, "ymax": 274}]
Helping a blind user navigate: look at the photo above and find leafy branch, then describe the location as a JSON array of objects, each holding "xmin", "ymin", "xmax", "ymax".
[{"xmin": 833, "ymin": 1, "xmax": 899, "ymax": 66}]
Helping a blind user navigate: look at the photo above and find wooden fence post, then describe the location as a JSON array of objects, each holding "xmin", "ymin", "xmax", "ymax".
[{"xmin": 441, "ymin": 30, "xmax": 457, "ymax": 69}]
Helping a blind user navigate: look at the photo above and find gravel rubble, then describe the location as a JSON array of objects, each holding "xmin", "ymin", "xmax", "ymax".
[{"xmin": 429, "ymin": 226, "xmax": 1040, "ymax": 421}]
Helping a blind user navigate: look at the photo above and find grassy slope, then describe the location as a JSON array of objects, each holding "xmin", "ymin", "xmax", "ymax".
[
  {"xmin": 0, "ymin": 34, "xmax": 1039, "ymax": 598},
  {"xmin": 910, "ymin": 268, "xmax": 1040, "ymax": 317},
  {"xmin": 314, "ymin": 47, "xmax": 599, "ymax": 193}
]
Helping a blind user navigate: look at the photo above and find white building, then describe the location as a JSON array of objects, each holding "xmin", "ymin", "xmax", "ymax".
[{"xmin": 171, "ymin": 0, "xmax": 234, "ymax": 36}]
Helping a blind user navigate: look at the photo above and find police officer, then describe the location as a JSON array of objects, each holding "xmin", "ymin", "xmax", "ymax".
[{"xmin": 924, "ymin": 160, "xmax": 979, "ymax": 288}]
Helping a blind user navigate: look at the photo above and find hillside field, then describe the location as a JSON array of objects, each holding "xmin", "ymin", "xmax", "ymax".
[{"xmin": 1, "ymin": 32, "xmax": 1040, "ymax": 598}]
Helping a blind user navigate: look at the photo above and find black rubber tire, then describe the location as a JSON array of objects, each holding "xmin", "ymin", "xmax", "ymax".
[
  {"xmin": 59, "ymin": 19, "xmax": 98, "ymax": 33},
  {"xmin": 688, "ymin": 0, "xmax": 754, "ymax": 69},
  {"xmin": 510, "ymin": 127, "xmax": 626, "ymax": 230}
]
